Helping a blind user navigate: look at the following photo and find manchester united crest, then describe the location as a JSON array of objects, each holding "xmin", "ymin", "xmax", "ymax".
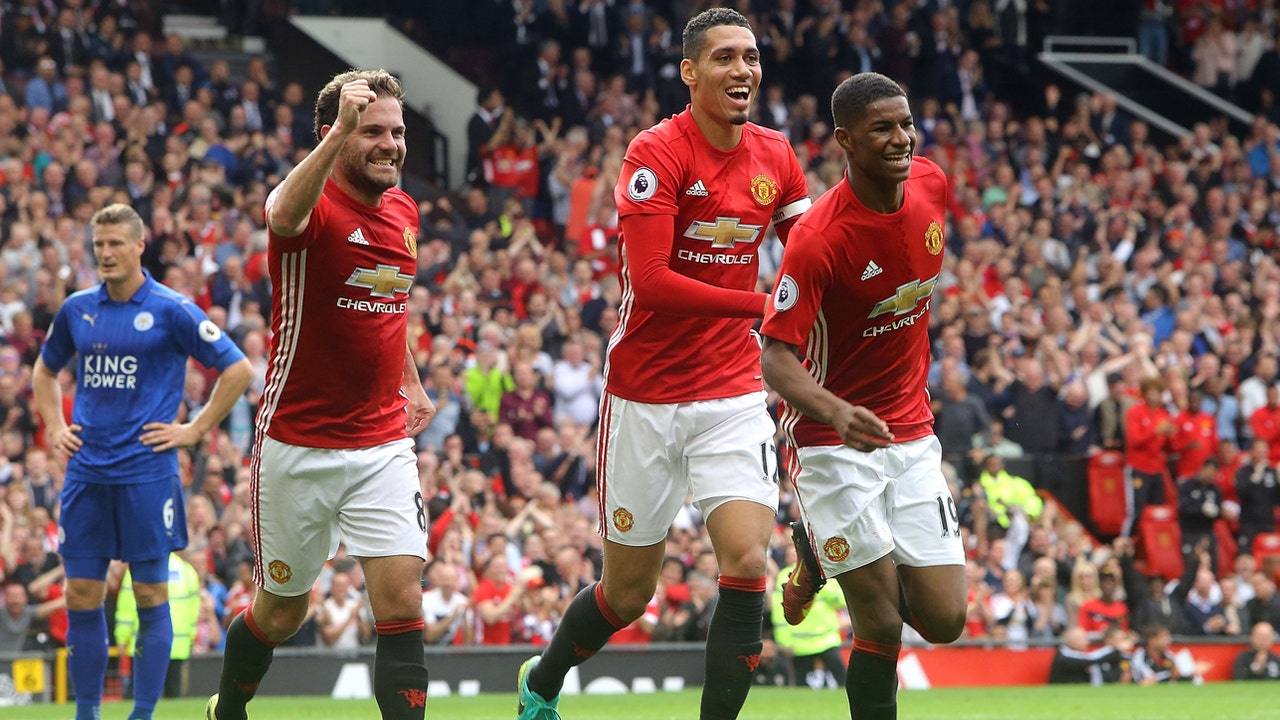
[
  {"xmin": 612, "ymin": 508, "xmax": 635, "ymax": 533},
  {"xmin": 403, "ymin": 227, "xmax": 418, "ymax": 258},
  {"xmin": 924, "ymin": 221, "xmax": 944, "ymax": 255},
  {"xmin": 268, "ymin": 559, "xmax": 292, "ymax": 584},
  {"xmin": 750, "ymin": 174, "xmax": 779, "ymax": 206},
  {"xmin": 823, "ymin": 537, "xmax": 851, "ymax": 563}
]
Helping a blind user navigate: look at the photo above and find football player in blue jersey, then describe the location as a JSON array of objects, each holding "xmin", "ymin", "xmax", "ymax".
[{"xmin": 33, "ymin": 203, "xmax": 253, "ymax": 720}]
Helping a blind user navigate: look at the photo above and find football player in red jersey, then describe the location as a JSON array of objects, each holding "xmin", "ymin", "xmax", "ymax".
[
  {"xmin": 517, "ymin": 8, "xmax": 810, "ymax": 720},
  {"xmin": 760, "ymin": 73, "xmax": 967, "ymax": 720},
  {"xmin": 207, "ymin": 70, "xmax": 435, "ymax": 720}
]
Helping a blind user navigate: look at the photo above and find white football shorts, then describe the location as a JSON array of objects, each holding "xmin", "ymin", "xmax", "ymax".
[
  {"xmin": 792, "ymin": 435, "xmax": 965, "ymax": 579},
  {"xmin": 597, "ymin": 390, "xmax": 779, "ymax": 546},
  {"xmin": 251, "ymin": 436, "xmax": 426, "ymax": 596}
]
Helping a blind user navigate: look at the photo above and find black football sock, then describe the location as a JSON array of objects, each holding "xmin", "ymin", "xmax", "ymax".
[
  {"xmin": 373, "ymin": 620, "xmax": 430, "ymax": 720},
  {"xmin": 699, "ymin": 576, "xmax": 766, "ymax": 720},
  {"xmin": 846, "ymin": 637, "xmax": 901, "ymax": 720},
  {"xmin": 214, "ymin": 609, "xmax": 279, "ymax": 720},
  {"xmin": 528, "ymin": 582, "xmax": 625, "ymax": 700}
]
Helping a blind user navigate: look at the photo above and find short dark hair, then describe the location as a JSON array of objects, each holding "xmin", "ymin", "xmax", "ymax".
[
  {"xmin": 831, "ymin": 72, "xmax": 906, "ymax": 129},
  {"xmin": 682, "ymin": 7, "xmax": 752, "ymax": 60},
  {"xmin": 313, "ymin": 68, "xmax": 404, "ymax": 142}
]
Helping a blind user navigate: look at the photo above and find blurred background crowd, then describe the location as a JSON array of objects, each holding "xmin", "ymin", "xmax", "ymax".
[{"xmin": 0, "ymin": 0, "xmax": 1279, "ymax": 691}]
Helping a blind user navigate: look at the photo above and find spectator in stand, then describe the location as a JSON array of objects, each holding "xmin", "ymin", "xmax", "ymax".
[
  {"xmin": 1078, "ymin": 569, "xmax": 1129, "ymax": 641},
  {"xmin": 1237, "ymin": 439, "xmax": 1280, "ymax": 551},
  {"xmin": 474, "ymin": 554, "xmax": 528, "ymax": 645},
  {"xmin": 1122, "ymin": 376, "xmax": 1174, "ymax": 537},
  {"xmin": 465, "ymin": 341, "xmax": 514, "ymax": 420},
  {"xmin": 0, "ymin": 581, "xmax": 65, "ymax": 653},
  {"xmin": 318, "ymin": 569, "xmax": 370, "ymax": 650},
  {"xmin": 1248, "ymin": 572, "xmax": 1280, "ymax": 631},
  {"xmin": 1170, "ymin": 386, "xmax": 1217, "ymax": 481},
  {"xmin": 1178, "ymin": 458, "xmax": 1234, "ymax": 570},
  {"xmin": 932, "ymin": 367, "xmax": 992, "ymax": 461},
  {"xmin": 422, "ymin": 559, "xmax": 470, "ymax": 646},
  {"xmin": 1252, "ymin": 384, "xmax": 1280, "ymax": 463},
  {"xmin": 1238, "ymin": 352, "xmax": 1277, "ymax": 445},
  {"xmin": 550, "ymin": 339, "xmax": 602, "ymax": 427},
  {"xmin": 1233, "ymin": 621, "xmax": 1280, "ymax": 680},
  {"xmin": 499, "ymin": 362, "xmax": 555, "ymax": 443}
]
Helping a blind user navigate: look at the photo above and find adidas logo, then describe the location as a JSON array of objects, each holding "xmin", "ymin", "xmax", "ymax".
[
  {"xmin": 861, "ymin": 260, "xmax": 883, "ymax": 281},
  {"xmin": 347, "ymin": 228, "xmax": 369, "ymax": 245},
  {"xmin": 685, "ymin": 180, "xmax": 709, "ymax": 196}
]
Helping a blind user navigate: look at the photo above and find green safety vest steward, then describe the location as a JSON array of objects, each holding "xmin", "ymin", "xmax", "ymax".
[
  {"xmin": 114, "ymin": 553, "xmax": 202, "ymax": 660},
  {"xmin": 771, "ymin": 564, "xmax": 846, "ymax": 656}
]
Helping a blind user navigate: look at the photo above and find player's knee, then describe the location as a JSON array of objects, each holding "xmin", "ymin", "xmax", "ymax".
[
  {"xmin": 856, "ymin": 607, "xmax": 904, "ymax": 644},
  {"xmin": 911, "ymin": 608, "xmax": 965, "ymax": 644},
  {"xmin": 252, "ymin": 599, "xmax": 311, "ymax": 641},
  {"xmin": 600, "ymin": 580, "xmax": 653, "ymax": 624}
]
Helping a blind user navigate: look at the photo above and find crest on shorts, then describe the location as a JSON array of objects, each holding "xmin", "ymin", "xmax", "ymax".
[
  {"xmin": 612, "ymin": 508, "xmax": 635, "ymax": 533},
  {"xmin": 823, "ymin": 537, "xmax": 850, "ymax": 563},
  {"xmin": 750, "ymin": 174, "xmax": 779, "ymax": 206},
  {"xmin": 268, "ymin": 559, "xmax": 292, "ymax": 584},
  {"xmin": 924, "ymin": 221, "xmax": 944, "ymax": 255},
  {"xmin": 404, "ymin": 227, "xmax": 417, "ymax": 258}
]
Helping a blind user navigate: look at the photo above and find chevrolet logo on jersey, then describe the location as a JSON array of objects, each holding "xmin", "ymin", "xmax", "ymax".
[
  {"xmin": 346, "ymin": 264, "xmax": 414, "ymax": 298},
  {"xmin": 683, "ymin": 217, "xmax": 762, "ymax": 248},
  {"xmin": 869, "ymin": 275, "xmax": 938, "ymax": 318}
]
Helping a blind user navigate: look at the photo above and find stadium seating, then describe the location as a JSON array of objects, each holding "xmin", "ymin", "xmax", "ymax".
[
  {"xmin": 1138, "ymin": 505, "xmax": 1184, "ymax": 581},
  {"xmin": 1087, "ymin": 451, "xmax": 1127, "ymax": 537}
]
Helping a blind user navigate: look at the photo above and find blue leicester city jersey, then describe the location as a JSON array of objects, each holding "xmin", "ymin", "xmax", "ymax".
[{"xmin": 41, "ymin": 273, "xmax": 246, "ymax": 484}]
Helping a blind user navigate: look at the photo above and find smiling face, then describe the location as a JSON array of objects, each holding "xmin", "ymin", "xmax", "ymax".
[
  {"xmin": 682, "ymin": 24, "xmax": 760, "ymax": 129},
  {"xmin": 838, "ymin": 95, "xmax": 915, "ymax": 186},
  {"xmin": 331, "ymin": 94, "xmax": 405, "ymax": 202}
]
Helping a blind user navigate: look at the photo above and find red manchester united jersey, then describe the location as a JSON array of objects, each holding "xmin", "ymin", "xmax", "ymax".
[
  {"xmin": 257, "ymin": 179, "xmax": 419, "ymax": 448},
  {"xmin": 607, "ymin": 109, "xmax": 809, "ymax": 403},
  {"xmin": 762, "ymin": 157, "xmax": 948, "ymax": 448}
]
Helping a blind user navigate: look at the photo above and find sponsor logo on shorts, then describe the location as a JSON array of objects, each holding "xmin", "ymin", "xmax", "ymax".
[
  {"xmin": 268, "ymin": 559, "xmax": 293, "ymax": 584},
  {"xmin": 823, "ymin": 537, "xmax": 850, "ymax": 563},
  {"xmin": 612, "ymin": 508, "xmax": 635, "ymax": 533}
]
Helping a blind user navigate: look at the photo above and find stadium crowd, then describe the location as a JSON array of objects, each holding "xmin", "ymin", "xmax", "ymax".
[{"xmin": 0, "ymin": 0, "xmax": 1279, "ymax": 691}]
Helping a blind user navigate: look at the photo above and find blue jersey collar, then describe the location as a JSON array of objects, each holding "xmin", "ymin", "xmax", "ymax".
[{"xmin": 95, "ymin": 271, "xmax": 158, "ymax": 305}]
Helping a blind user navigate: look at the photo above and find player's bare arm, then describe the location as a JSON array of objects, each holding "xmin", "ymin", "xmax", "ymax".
[
  {"xmin": 760, "ymin": 336, "xmax": 893, "ymax": 452},
  {"xmin": 267, "ymin": 79, "xmax": 377, "ymax": 237},
  {"xmin": 32, "ymin": 356, "xmax": 83, "ymax": 456},
  {"xmin": 402, "ymin": 343, "xmax": 435, "ymax": 436},
  {"xmin": 141, "ymin": 357, "xmax": 254, "ymax": 451}
]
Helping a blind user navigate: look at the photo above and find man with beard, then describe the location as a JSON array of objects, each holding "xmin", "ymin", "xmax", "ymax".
[{"xmin": 207, "ymin": 70, "xmax": 436, "ymax": 720}]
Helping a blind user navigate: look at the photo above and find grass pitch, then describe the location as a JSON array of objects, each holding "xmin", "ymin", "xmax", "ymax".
[{"xmin": 4, "ymin": 683, "xmax": 1279, "ymax": 719}]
